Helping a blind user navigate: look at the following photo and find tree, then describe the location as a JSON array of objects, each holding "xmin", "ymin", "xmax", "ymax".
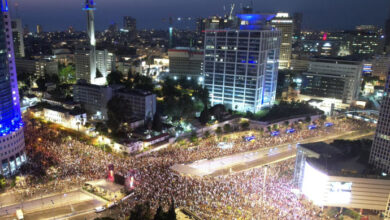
[
  {"xmin": 223, "ymin": 124, "xmax": 232, "ymax": 133},
  {"xmin": 59, "ymin": 65, "xmax": 76, "ymax": 84},
  {"xmin": 240, "ymin": 121, "xmax": 250, "ymax": 131},
  {"xmin": 284, "ymin": 121, "xmax": 290, "ymax": 128},
  {"xmin": 199, "ymin": 107, "xmax": 210, "ymax": 125},
  {"xmin": 96, "ymin": 68, "xmax": 103, "ymax": 78},
  {"xmin": 130, "ymin": 202, "xmax": 153, "ymax": 220},
  {"xmin": 36, "ymin": 76, "xmax": 47, "ymax": 91},
  {"xmin": 0, "ymin": 175, "xmax": 5, "ymax": 190},
  {"xmin": 166, "ymin": 199, "xmax": 176, "ymax": 220},
  {"xmin": 258, "ymin": 128, "xmax": 264, "ymax": 136},
  {"xmin": 154, "ymin": 205, "xmax": 166, "ymax": 220},
  {"xmin": 133, "ymin": 74, "xmax": 154, "ymax": 92},
  {"xmin": 305, "ymin": 116, "xmax": 311, "ymax": 124},
  {"xmin": 106, "ymin": 70, "xmax": 123, "ymax": 85},
  {"xmin": 272, "ymin": 124, "xmax": 279, "ymax": 131},
  {"xmin": 190, "ymin": 131, "xmax": 198, "ymax": 143},
  {"xmin": 107, "ymin": 96, "xmax": 132, "ymax": 133},
  {"xmin": 204, "ymin": 131, "xmax": 210, "ymax": 138},
  {"xmin": 215, "ymin": 127, "xmax": 223, "ymax": 136}
]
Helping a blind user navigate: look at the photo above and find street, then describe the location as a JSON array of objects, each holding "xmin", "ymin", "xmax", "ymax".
[{"xmin": 0, "ymin": 189, "xmax": 106, "ymax": 220}]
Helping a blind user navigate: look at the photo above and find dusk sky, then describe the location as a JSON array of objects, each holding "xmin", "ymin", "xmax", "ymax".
[{"xmin": 9, "ymin": 0, "xmax": 390, "ymax": 32}]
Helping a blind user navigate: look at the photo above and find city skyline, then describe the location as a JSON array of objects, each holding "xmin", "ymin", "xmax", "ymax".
[{"xmin": 9, "ymin": 0, "xmax": 390, "ymax": 32}]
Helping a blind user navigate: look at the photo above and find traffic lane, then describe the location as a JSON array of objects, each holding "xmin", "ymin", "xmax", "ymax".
[
  {"xmin": 25, "ymin": 200, "xmax": 103, "ymax": 220},
  {"xmin": 0, "ymin": 190, "xmax": 97, "ymax": 217}
]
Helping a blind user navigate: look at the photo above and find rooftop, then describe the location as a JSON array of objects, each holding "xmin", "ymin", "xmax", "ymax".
[
  {"xmin": 299, "ymin": 141, "xmax": 388, "ymax": 179},
  {"xmin": 117, "ymin": 88, "xmax": 154, "ymax": 97}
]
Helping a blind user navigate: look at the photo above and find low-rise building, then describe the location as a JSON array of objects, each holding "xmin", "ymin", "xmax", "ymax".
[
  {"xmin": 168, "ymin": 47, "xmax": 203, "ymax": 79},
  {"xmin": 294, "ymin": 142, "xmax": 390, "ymax": 212},
  {"xmin": 73, "ymin": 82, "xmax": 117, "ymax": 120},
  {"xmin": 40, "ymin": 105, "xmax": 87, "ymax": 130},
  {"xmin": 115, "ymin": 89, "xmax": 156, "ymax": 121}
]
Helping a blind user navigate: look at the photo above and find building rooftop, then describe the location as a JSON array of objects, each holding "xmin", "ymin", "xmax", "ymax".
[
  {"xmin": 44, "ymin": 104, "xmax": 86, "ymax": 116},
  {"xmin": 117, "ymin": 88, "xmax": 154, "ymax": 97},
  {"xmin": 300, "ymin": 142, "xmax": 388, "ymax": 179}
]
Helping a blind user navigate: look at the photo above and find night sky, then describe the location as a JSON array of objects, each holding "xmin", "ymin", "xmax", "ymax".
[{"xmin": 10, "ymin": 0, "xmax": 390, "ymax": 32}]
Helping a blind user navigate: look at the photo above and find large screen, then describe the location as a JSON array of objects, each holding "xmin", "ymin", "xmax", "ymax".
[
  {"xmin": 301, "ymin": 162, "xmax": 328, "ymax": 205},
  {"xmin": 327, "ymin": 182, "xmax": 352, "ymax": 204}
]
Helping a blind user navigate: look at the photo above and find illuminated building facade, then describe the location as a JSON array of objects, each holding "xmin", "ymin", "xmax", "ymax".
[
  {"xmin": 36, "ymin": 24, "xmax": 42, "ymax": 34},
  {"xmin": 203, "ymin": 14, "xmax": 281, "ymax": 113},
  {"xmin": 77, "ymin": 0, "xmax": 107, "ymax": 85},
  {"xmin": 301, "ymin": 58, "xmax": 363, "ymax": 104},
  {"xmin": 0, "ymin": 0, "xmax": 26, "ymax": 176},
  {"xmin": 370, "ymin": 73, "xmax": 390, "ymax": 173},
  {"xmin": 270, "ymin": 13, "xmax": 293, "ymax": 69},
  {"xmin": 372, "ymin": 55, "xmax": 390, "ymax": 81},
  {"xmin": 295, "ymin": 143, "xmax": 390, "ymax": 211},
  {"xmin": 75, "ymin": 48, "xmax": 113, "ymax": 85}
]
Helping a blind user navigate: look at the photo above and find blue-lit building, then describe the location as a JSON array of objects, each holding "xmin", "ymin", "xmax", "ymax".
[
  {"xmin": 203, "ymin": 13, "xmax": 281, "ymax": 113},
  {"xmin": 0, "ymin": 0, "xmax": 26, "ymax": 176}
]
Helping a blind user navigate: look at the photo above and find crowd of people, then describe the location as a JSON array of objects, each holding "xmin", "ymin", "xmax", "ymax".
[{"xmin": 9, "ymin": 116, "xmax": 373, "ymax": 219}]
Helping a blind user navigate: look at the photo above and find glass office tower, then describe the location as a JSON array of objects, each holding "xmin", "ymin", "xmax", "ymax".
[
  {"xmin": 0, "ymin": 0, "xmax": 26, "ymax": 176},
  {"xmin": 370, "ymin": 73, "xmax": 390, "ymax": 173},
  {"xmin": 203, "ymin": 14, "xmax": 281, "ymax": 113}
]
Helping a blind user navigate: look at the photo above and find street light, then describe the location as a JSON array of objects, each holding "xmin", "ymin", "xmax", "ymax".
[{"xmin": 262, "ymin": 165, "xmax": 269, "ymax": 205}]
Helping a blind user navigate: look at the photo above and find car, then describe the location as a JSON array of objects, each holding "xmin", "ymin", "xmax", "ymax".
[
  {"xmin": 16, "ymin": 209, "xmax": 24, "ymax": 220},
  {"xmin": 308, "ymin": 125, "xmax": 317, "ymax": 130},
  {"xmin": 244, "ymin": 135, "xmax": 255, "ymax": 142},
  {"xmin": 286, "ymin": 128, "xmax": 296, "ymax": 134},
  {"xmin": 95, "ymin": 206, "xmax": 106, "ymax": 213},
  {"xmin": 325, "ymin": 122, "xmax": 334, "ymax": 127}
]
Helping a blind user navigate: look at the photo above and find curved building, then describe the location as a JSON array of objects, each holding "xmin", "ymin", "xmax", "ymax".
[{"xmin": 0, "ymin": 0, "xmax": 26, "ymax": 176}]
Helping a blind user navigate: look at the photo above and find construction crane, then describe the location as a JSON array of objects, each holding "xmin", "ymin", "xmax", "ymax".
[{"xmin": 229, "ymin": 3, "xmax": 235, "ymax": 20}]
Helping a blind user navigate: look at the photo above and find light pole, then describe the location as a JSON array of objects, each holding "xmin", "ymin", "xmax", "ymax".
[{"xmin": 262, "ymin": 165, "xmax": 269, "ymax": 205}]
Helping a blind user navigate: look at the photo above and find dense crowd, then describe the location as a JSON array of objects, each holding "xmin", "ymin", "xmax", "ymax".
[{"xmin": 9, "ymin": 116, "xmax": 373, "ymax": 219}]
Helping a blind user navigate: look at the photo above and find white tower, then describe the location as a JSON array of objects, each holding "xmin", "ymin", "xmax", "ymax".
[{"xmin": 83, "ymin": 0, "xmax": 104, "ymax": 85}]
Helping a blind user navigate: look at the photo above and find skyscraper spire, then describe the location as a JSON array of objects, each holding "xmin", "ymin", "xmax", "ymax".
[{"xmin": 1, "ymin": 0, "xmax": 8, "ymax": 12}]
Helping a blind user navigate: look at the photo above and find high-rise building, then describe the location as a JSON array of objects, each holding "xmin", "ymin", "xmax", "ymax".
[
  {"xmin": 293, "ymin": 13, "xmax": 302, "ymax": 38},
  {"xmin": 270, "ymin": 13, "xmax": 293, "ymax": 69},
  {"xmin": 11, "ymin": 19, "xmax": 24, "ymax": 58},
  {"xmin": 96, "ymin": 49, "xmax": 115, "ymax": 76},
  {"xmin": 0, "ymin": 1, "xmax": 27, "ymax": 176},
  {"xmin": 370, "ymin": 73, "xmax": 390, "ymax": 173},
  {"xmin": 36, "ymin": 24, "xmax": 42, "ymax": 34},
  {"xmin": 385, "ymin": 13, "xmax": 390, "ymax": 53},
  {"xmin": 204, "ymin": 13, "xmax": 281, "ymax": 113},
  {"xmin": 301, "ymin": 58, "xmax": 363, "ymax": 104},
  {"xmin": 371, "ymin": 55, "xmax": 390, "ymax": 81},
  {"xmin": 123, "ymin": 16, "xmax": 136, "ymax": 32},
  {"xmin": 16, "ymin": 58, "xmax": 59, "ymax": 77},
  {"xmin": 75, "ymin": 48, "xmax": 114, "ymax": 84}
]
